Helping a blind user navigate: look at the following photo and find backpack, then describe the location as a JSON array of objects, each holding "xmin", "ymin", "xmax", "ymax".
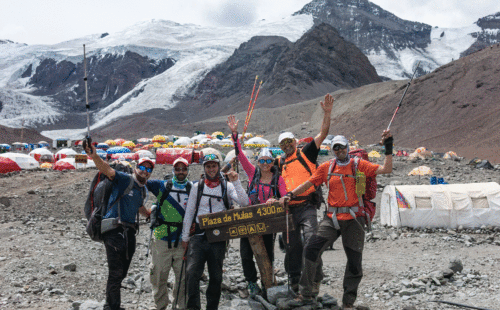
[
  {"xmin": 189, "ymin": 175, "xmax": 231, "ymax": 236},
  {"xmin": 151, "ymin": 180, "xmax": 193, "ymax": 248},
  {"xmin": 84, "ymin": 163, "xmax": 145, "ymax": 242},
  {"xmin": 247, "ymin": 166, "xmax": 281, "ymax": 205},
  {"xmin": 327, "ymin": 150, "xmax": 378, "ymax": 222},
  {"xmin": 278, "ymin": 149, "xmax": 325, "ymax": 208}
]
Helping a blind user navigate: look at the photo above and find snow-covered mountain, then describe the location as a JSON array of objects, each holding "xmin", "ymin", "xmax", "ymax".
[{"xmin": 0, "ymin": 0, "xmax": 498, "ymax": 140}]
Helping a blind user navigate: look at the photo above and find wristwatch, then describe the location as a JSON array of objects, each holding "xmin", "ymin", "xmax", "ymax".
[{"xmin": 285, "ymin": 191, "xmax": 296, "ymax": 199}]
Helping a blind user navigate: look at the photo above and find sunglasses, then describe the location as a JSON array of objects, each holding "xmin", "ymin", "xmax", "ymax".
[
  {"xmin": 258, "ymin": 159, "xmax": 273, "ymax": 164},
  {"xmin": 203, "ymin": 154, "xmax": 218, "ymax": 161},
  {"xmin": 332, "ymin": 144, "xmax": 347, "ymax": 151},
  {"xmin": 137, "ymin": 165, "xmax": 153, "ymax": 173},
  {"xmin": 174, "ymin": 167, "xmax": 188, "ymax": 172},
  {"xmin": 279, "ymin": 138, "xmax": 294, "ymax": 146}
]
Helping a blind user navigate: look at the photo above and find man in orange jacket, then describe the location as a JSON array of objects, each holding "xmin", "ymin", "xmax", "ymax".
[{"xmin": 282, "ymin": 130, "xmax": 393, "ymax": 309}]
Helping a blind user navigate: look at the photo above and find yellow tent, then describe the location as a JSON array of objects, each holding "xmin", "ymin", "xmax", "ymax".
[
  {"xmin": 40, "ymin": 162, "xmax": 53, "ymax": 169},
  {"xmin": 152, "ymin": 135, "xmax": 166, "ymax": 143},
  {"xmin": 408, "ymin": 166, "xmax": 433, "ymax": 176},
  {"xmin": 153, "ymin": 142, "xmax": 162, "ymax": 148},
  {"xmin": 122, "ymin": 141, "xmax": 136, "ymax": 148},
  {"xmin": 105, "ymin": 140, "xmax": 117, "ymax": 146},
  {"xmin": 368, "ymin": 150, "xmax": 381, "ymax": 158}
]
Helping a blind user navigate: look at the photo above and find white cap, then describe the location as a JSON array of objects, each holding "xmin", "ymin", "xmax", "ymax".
[
  {"xmin": 138, "ymin": 157, "xmax": 155, "ymax": 168},
  {"xmin": 173, "ymin": 157, "xmax": 189, "ymax": 167},
  {"xmin": 278, "ymin": 132, "xmax": 295, "ymax": 143},
  {"xmin": 258, "ymin": 148, "xmax": 273, "ymax": 159},
  {"xmin": 330, "ymin": 135, "xmax": 349, "ymax": 149}
]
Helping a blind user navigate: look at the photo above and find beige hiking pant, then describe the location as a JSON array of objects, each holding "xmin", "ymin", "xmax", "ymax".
[{"xmin": 150, "ymin": 238, "xmax": 186, "ymax": 310}]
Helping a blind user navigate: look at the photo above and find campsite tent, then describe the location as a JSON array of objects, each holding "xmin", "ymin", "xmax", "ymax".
[
  {"xmin": 268, "ymin": 147, "xmax": 284, "ymax": 158},
  {"xmin": 244, "ymin": 137, "xmax": 270, "ymax": 147},
  {"xmin": 110, "ymin": 153, "xmax": 139, "ymax": 161},
  {"xmin": 96, "ymin": 143, "xmax": 109, "ymax": 150},
  {"xmin": 114, "ymin": 139, "xmax": 125, "ymax": 146},
  {"xmin": 29, "ymin": 148, "xmax": 53, "ymax": 162},
  {"xmin": 152, "ymin": 135, "xmax": 166, "ymax": 143},
  {"xmin": 155, "ymin": 148, "xmax": 201, "ymax": 165},
  {"xmin": 209, "ymin": 138, "xmax": 232, "ymax": 146},
  {"xmin": 105, "ymin": 140, "xmax": 117, "ymax": 146},
  {"xmin": 55, "ymin": 148, "xmax": 78, "ymax": 161},
  {"xmin": 54, "ymin": 158, "xmax": 96, "ymax": 170},
  {"xmin": 173, "ymin": 137, "xmax": 193, "ymax": 147},
  {"xmin": 224, "ymin": 149, "xmax": 254, "ymax": 163},
  {"xmin": 135, "ymin": 150, "xmax": 155, "ymax": 159},
  {"xmin": 380, "ymin": 183, "xmax": 500, "ymax": 229},
  {"xmin": 107, "ymin": 146, "xmax": 131, "ymax": 154},
  {"xmin": 0, "ymin": 144, "xmax": 11, "ymax": 153},
  {"xmin": 0, "ymin": 153, "xmax": 40, "ymax": 169},
  {"xmin": 0, "ymin": 156, "xmax": 21, "ymax": 173}
]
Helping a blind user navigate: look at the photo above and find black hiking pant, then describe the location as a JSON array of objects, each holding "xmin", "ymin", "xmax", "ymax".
[
  {"xmin": 240, "ymin": 234, "xmax": 275, "ymax": 283},
  {"xmin": 102, "ymin": 227, "xmax": 136, "ymax": 310},
  {"xmin": 186, "ymin": 234, "xmax": 226, "ymax": 310}
]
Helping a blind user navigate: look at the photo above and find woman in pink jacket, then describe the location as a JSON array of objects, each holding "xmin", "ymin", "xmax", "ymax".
[{"xmin": 227, "ymin": 115, "xmax": 287, "ymax": 297}]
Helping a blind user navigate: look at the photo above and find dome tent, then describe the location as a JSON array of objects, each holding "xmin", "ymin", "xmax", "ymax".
[
  {"xmin": 244, "ymin": 137, "xmax": 270, "ymax": 147},
  {"xmin": 224, "ymin": 149, "xmax": 253, "ymax": 163},
  {"xmin": 0, "ymin": 156, "xmax": 21, "ymax": 174},
  {"xmin": 55, "ymin": 148, "xmax": 78, "ymax": 161},
  {"xmin": 173, "ymin": 137, "xmax": 193, "ymax": 147},
  {"xmin": 107, "ymin": 146, "xmax": 131, "ymax": 154},
  {"xmin": 29, "ymin": 148, "xmax": 53, "ymax": 162},
  {"xmin": 0, "ymin": 153, "xmax": 39, "ymax": 169}
]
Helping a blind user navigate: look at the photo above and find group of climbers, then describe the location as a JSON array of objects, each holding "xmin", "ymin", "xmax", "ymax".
[{"xmin": 84, "ymin": 92, "xmax": 394, "ymax": 310}]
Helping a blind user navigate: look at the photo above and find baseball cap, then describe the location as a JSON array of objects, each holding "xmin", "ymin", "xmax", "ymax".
[
  {"xmin": 258, "ymin": 148, "xmax": 273, "ymax": 159},
  {"xmin": 330, "ymin": 135, "xmax": 348, "ymax": 148},
  {"xmin": 278, "ymin": 132, "xmax": 295, "ymax": 143},
  {"xmin": 173, "ymin": 157, "xmax": 189, "ymax": 167},
  {"xmin": 138, "ymin": 157, "xmax": 155, "ymax": 169}
]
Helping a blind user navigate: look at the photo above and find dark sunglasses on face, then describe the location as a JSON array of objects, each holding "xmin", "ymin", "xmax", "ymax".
[
  {"xmin": 332, "ymin": 144, "xmax": 347, "ymax": 151},
  {"xmin": 138, "ymin": 165, "xmax": 153, "ymax": 173},
  {"xmin": 258, "ymin": 159, "xmax": 273, "ymax": 164},
  {"xmin": 280, "ymin": 138, "xmax": 294, "ymax": 146},
  {"xmin": 174, "ymin": 167, "xmax": 188, "ymax": 172}
]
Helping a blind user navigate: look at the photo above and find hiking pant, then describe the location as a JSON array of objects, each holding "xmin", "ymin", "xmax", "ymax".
[
  {"xmin": 240, "ymin": 234, "xmax": 275, "ymax": 283},
  {"xmin": 283, "ymin": 203, "xmax": 319, "ymax": 285},
  {"xmin": 185, "ymin": 235, "xmax": 226, "ymax": 310},
  {"xmin": 102, "ymin": 227, "xmax": 136, "ymax": 310},
  {"xmin": 150, "ymin": 238, "xmax": 186, "ymax": 310},
  {"xmin": 299, "ymin": 216, "xmax": 365, "ymax": 305}
]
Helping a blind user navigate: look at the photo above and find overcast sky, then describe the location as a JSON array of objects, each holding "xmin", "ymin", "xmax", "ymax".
[{"xmin": 1, "ymin": 0, "xmax": 499, "ymax": 45}]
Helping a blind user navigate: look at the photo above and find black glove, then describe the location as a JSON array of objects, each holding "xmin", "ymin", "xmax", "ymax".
[
  {"xmin": 384, "ymin": 136, "xmax": 394, "ymax": 155},
  {"xmin": 82, "ymin": 137, "xmax": 93, "ymax": 154}
]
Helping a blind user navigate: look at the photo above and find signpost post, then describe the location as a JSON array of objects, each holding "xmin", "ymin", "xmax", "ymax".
[{"xmin": 198, "ymin": 202, "xmax": 294, "ymax": 290}]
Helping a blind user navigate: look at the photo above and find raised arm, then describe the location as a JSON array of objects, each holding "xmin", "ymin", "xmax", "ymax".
[
  {"xmin": 313, "ymin": 94, "xmax": 334, "ymax": 148},
  {"xmin": 84, "ymin": 142, "xmax": 115, "ymax": 180},
  {"xmin": 227, "ymin": 115, "xmax": 256, "ymax": 178}
]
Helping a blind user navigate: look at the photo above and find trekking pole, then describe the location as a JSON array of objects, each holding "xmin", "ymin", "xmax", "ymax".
[
  {"xmin": 242, "ymin": 81, "xmax": 263, "ymax": 139},
  {"xmin": 83, "ymin": 44, "xmax": 93, "ymax": 153},
  {"xmin": 429, "ymin": 300, "xmax": 492, "ymax": 310},
  {"xmin": 386, "ymin": 61, "xmax": 421, "ymax": 131},
  {"xmin": 284, "ymin": 200, "xmax": 292, "ymax": 295},
  {"xmin": 173, "ymin": 245, "xmax": 189, "ymax": 310},
  {"xmin": 136, "ymin": 228, "xmax": 154, "ymax": 309}
]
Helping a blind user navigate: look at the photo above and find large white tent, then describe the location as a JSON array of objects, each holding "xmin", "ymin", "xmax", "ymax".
[
  {"xmin": 173, "ymin": 137, "xmax": 193, "ymax": 146},
  {"xmin": 0, "ymin": 153, "xmax": 40, "ymax": 169},
  {"xmin": 380, "ymin": 183, "xmax": 500, "ymax": 229}
]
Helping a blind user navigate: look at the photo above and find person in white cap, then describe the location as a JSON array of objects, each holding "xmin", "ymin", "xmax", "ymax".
[
  {"xmin": 283, "ymin": 130, "xmax": 393, "ymax": 309},
  {"xmin": 146, "ymin": 157, "xmax": 193, "ymax": 310},
  {"xmin": 227, "ymin": 115, "xmax": 287, "ymax": 297},
  {"xmin": 181, "ymin": 152, "xmax": 249, "ymax": 310},
  {"xmin": 83, "ymin": 142, "xmax": 151, "ymax": 310},
  {"xmin": 276, "ymin": 93, "xmax": 335, "ymax": 292}
]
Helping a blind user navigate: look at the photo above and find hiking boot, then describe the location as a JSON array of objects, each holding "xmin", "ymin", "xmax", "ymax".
[
  {"xmin": 247, "ymin": 281, "xmax": 262, "ymax": 297},
  {"xmin": 286, "ymin": 294, "xmax": 315, "ymax": 307},
  {"xmin": 311, "ymin": 282, "xmax": 320, "ymax": 296}
]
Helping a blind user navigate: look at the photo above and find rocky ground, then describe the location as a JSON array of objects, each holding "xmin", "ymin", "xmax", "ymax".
[{"xmin": 1, "ymin": 146, "xmax": 500, "ymax": 310}]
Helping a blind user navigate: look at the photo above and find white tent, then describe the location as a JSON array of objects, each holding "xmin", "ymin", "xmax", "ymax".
[
  {"xmin": 135, "ymin": 150, "xmax": 155, "ymax": 159},
  {"xmin": 209, "ymin": 138, "xmax": 232, "ymax": 146},
  {"xmin": 55, "ymin": 148, "xmax": 78, "ymax": 161},
  {"xmin": 198, "ymin": 138, "xmax": 211, "ymax": 145},
  {"xmin": 58, "ymin": 157, "xmax": 96, "ymax": 169},
  {"xmin": 191, "ymin": 134, "xmax": 208, "ymax": 143},
  {"xmin": 380, "ymin": 183, "xmax": 500, "ymax": 229},
  {"xmin": 29, "ymin": 148, "xmax": 52, "ymax": 157},
  {"xmin": 173, "ymin": 137, "xmax": 193, "ymax": 146},
  {"xmin": 244, "ymin": 137, "xmax": 270, "ymax": 146},
  {"xmin": 0, "ymin": 152, "xmax": 40, "ymax": 169},
  {"xmin": 224, "ymin": 149, "xmax": 254, "ymax": 163}
]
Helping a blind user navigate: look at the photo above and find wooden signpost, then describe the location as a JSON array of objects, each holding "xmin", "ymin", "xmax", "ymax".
[
  {"xmin": 198, "ymin": 202, "xmax": 294, "ymax": 290},
  {"xmin": 74, "ymin": 154, "xmax": 88, "ymax": 164}
]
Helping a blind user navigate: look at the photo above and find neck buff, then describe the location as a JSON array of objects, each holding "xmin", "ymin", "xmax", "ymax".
[
  {"xmin": 172, "ymin": 175, "xmax": 189, "ymax": 189},
  {"xmin": 204, "ymin": 166, "xmax": 221, "ymax": 188}
]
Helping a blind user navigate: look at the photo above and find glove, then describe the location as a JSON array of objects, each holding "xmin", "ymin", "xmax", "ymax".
[{"xmin": 384, "ymin": 136, "xmax": 394, "ymax": 155}]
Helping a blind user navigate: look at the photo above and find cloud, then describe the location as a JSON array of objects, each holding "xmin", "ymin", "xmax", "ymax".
[{"xmin": 205, "ymin": 0, "xmax": 257, "ymax": 27}]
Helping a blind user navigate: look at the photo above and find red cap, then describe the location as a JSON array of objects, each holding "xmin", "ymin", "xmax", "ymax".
[
  {"xmin": 173, "ymin": 157, "xmax": 189, "ymax": 167},
  {"xmin": 137, "ymin": 157, "xmax": 155, "ymax": 168}
]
